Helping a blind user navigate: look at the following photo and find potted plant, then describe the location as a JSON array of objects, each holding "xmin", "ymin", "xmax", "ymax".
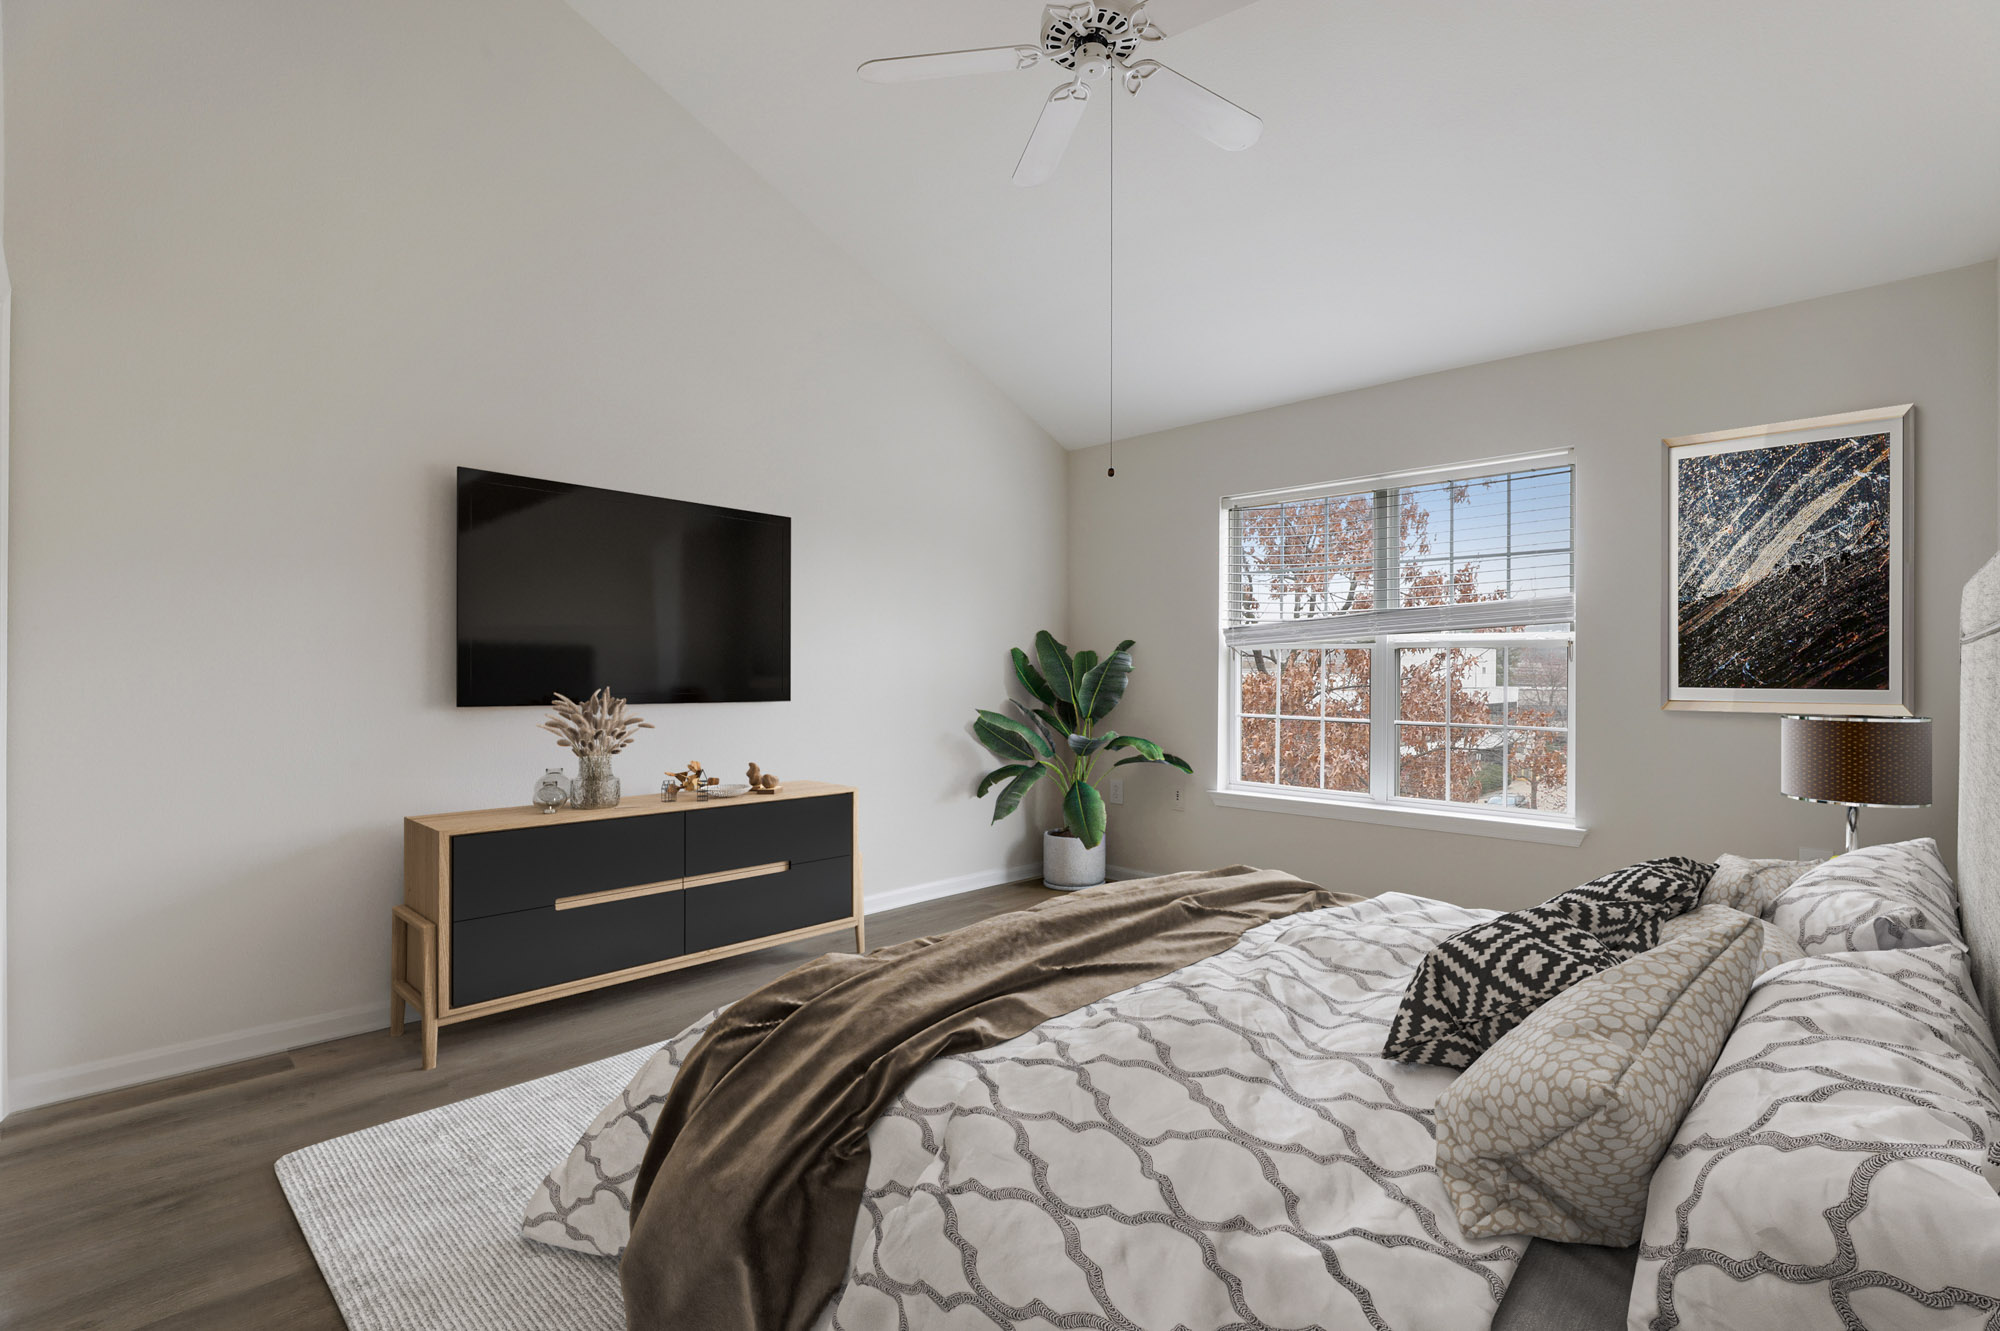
[{"xmin": 973, "ymin": 631, "xmax": 1192, "ymax": 888}]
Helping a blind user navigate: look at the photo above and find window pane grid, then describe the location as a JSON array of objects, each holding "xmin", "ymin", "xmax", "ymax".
[
  {"xmin": 1227, "ymin": 464, "xmax": 1574, "ymax": 635},
  {"xmin": 1225, "ymin": 456, "xmax": 1573, "ymax": 821},
  {"xmin": 1234, "ymin": 648, "xmax": 1372, "ymax": 794}
]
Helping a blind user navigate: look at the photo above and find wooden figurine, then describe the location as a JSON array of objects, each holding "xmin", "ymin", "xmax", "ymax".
[
  {"xmin": 746, "ymin": 762, "xmax": 783, "ymax": 795},
  {"xmin": 668, "ymin": 760, "xmax": 719, "ymax": 795}
]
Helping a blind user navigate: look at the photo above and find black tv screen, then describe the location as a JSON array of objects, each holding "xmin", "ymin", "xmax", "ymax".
[{"xmin": 456, "ymin": 468, "xmax": 790, "ymax": 707}]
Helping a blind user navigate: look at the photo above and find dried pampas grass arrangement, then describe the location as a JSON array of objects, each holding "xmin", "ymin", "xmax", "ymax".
[{"xmin": 540, "ymin": 688, "xmax": 653, "ymax": 758}]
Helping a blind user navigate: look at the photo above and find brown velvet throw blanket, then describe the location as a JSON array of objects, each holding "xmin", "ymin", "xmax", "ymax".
[{"xmin": 619, "ymin": 865, "xmax": 1351, "ymax": 1331}]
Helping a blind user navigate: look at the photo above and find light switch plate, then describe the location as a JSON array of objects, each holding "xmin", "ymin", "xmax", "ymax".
[
  {"xmin": 1105, "ymin": 778, "xmax": 1125, "ymax": 805},
  {"xmin": 1172, "ymin": 786, "xmax": 1188, "ymax": 813}
]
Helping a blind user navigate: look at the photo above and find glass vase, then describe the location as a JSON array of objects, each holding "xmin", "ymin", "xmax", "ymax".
[
  {"xmin": 531, "ymin": 768, "xmax": 571, "ymax": 813},
  {"xmin": 571, "ymin": 754, "xmax": 621, "ymax": 809}
]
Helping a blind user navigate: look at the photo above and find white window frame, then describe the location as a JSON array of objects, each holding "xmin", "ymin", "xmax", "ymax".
[{"xmin": 1213, "ymin": 450, "xmax": 1586, "ymax": 846}]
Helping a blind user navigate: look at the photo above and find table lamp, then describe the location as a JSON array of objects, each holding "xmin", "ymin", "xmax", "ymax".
[{"xmin": 1779, "ymin": 715, "xmax": 1932, "ymax": 854}]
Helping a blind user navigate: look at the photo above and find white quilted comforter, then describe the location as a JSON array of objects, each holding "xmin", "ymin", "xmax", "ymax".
[
  {"xmin": 527, "ymin": 891, "xmax": 1527, "ymax": 1328},
  {"xmin": 530, "ymin": 878, "xmax": 2000, "ymax": 1331},
  {"xmin": 809, "ymin": 891, "xmax": 1524, "ymax": 1330}
]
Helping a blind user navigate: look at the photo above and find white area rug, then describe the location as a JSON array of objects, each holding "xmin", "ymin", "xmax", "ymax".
[{"xmin": 276, "ymin": 1046, "xmax": 659, "ymax": 1331}]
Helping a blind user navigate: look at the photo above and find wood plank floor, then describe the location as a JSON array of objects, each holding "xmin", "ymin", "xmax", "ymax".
[{"xmin": 0, "ymin": 881, "xmax": 1057, "ymax": 1331}]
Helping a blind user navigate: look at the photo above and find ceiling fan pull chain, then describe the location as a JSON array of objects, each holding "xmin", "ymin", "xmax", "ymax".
[{"xmin": 1107, "ymin": 82, "xmax": 1117, "ymax": 479}]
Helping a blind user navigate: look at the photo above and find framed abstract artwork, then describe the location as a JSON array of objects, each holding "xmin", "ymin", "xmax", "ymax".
[{"xmin": 1662, "ymin": 404, "xmax": 1913, "ymax": 714}]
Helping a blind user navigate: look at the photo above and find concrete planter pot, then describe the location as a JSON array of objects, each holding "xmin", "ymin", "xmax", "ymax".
[{"xmin": 1042, "ymin": 828, "xmax": 1106, "ymax": 890}]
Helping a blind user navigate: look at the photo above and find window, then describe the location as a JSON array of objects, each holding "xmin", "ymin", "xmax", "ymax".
[{"xmin": 1222, "ymin": 454, "xmax": 1575, "ymax": 827}]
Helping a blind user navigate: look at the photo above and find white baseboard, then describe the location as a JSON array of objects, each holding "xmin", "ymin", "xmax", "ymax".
[
  {"xmin": 8, "ymin": 861, "xmax": 1077, "ymax": 1117},
  {"xmin": 865, "ymin": 862, "xmax": 1041, "ymax": 913},
  {"xmin": 1108, "ymin": 863, "xmax": 1169, "ymax": 881},
  {"xmin": 7, "ymin": 1002, "xmax": 383, "ymax": 1115}
]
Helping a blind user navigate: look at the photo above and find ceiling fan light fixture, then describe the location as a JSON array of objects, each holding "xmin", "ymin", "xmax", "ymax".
[{"xmin": 855, "ymin": 0, "xmax": 1265, "ymax": 185}]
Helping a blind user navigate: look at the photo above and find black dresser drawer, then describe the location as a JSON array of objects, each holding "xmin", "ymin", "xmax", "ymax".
[
  {"xmin": 453, "ymin": 815, "xmax": 686, "ymax": 922},
  {"xmin": 452, "ymin": 890, "xmax": 686, "ymax": 1007},
  {"xmin": 686, "ymin": 857, "xmax": 853, "ymax": 954},
  {"xmin": 685, "ymin": 794, "xmax": 851, "ymax": 876}
]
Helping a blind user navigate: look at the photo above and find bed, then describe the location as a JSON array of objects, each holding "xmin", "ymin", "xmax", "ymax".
[{"xmin": 519, "ymin": 553, "xmax": 2000, "ymax": 1331}]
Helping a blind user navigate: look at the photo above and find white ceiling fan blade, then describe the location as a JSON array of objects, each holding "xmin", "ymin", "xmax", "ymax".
[
  {"xmin": 1124, "ymin": 60, "xmax": 1260, "ymax": 150},
  {"xmin": 1129, "ymin": 0, "xmax": 1261, "ymax": 38},
  {"xmin": 1013, "ymin": 82, "xmax": 1091, "ymax": 187},
  {"xmin": 858, "ymin": 46, "xmax": 1043, "ymax": 83}
]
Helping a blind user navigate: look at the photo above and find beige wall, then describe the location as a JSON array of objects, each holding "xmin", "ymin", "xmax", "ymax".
[
  {"xmin": 0, "ymin": 0, "xmax": 9, "ymax": 1118},
  {"xmin": 1070, "ymin": 263, "xmax": 1998, "ymax": 910},
  {"xmin": 4, "ymin": 0, "xmax": 1065, "ymax": 1108}
]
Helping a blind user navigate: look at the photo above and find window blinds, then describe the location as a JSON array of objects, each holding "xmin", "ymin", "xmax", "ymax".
[{"xmin": 1224, "ymin": 462, "xmax": 1573, "ymax": 649}]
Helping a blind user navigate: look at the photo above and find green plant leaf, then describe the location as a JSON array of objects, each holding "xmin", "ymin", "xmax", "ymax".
[
  {"xmin": 974, "ymin": 709, "xmax": 1055, "ymax": 762},
  {"xmin": 1032, "ymin": 707, "xmax": 1070, "ymax": 737},
  {"xmin": 974, "ymin": 721, "xmax": 1037, "ymax": 763},
  {"xmin": 1077, "ymin": 642, "xmax": 1135, "ymax": 722},
  {"xmin": 1105, "ymin": 733, "xmax": 1164, "ymax": 762},
  {"xmin": 992, "ymin": 766, "xmax": 1043, "ymax": 821},
  {"xmin": 1035, "ymin": 631, "xmax": 1077, "ymax": 714},
  {"xmin": 1063, "ymin": 780, "xmax": 1108, "ymax": 849},
  {"xmin": 1012, "ymin": 701, "xmax": 1064, "ymax": 749},
  {"xmin": 1110, "ymin": 742, "xmax": 1192, "ymax": 774},
  {"xmin": 1010, "ymin": 648, "xmax": 1057, "ymax": 707},
  {"xmin": 1072, "ymin": 649, "xmax": 1099, "ymax": 681},
  {"xmin": 1068, "ymin": 731, "xmax": 1113, "ymax": 756},
  {"xmin": 977, "ymin": 763, "xmax": 1032, "ymax": 797}
]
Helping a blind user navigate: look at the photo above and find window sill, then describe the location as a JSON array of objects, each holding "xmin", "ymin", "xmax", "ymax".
[{"xmin": 1207, "ymin": 788, "xmax": 1589, "ymax": 846}]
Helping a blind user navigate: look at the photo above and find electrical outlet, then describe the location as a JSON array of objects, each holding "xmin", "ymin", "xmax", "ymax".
[
  {"xmin": 1172, "ymin": 786, "xmax": 1187, "ymax": 813},
  {"xmin": 1105, "ymin": 778, "xmax": 1125, "ymax": 806}
]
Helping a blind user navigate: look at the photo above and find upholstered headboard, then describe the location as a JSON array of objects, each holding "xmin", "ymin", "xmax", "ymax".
[{"xmin": 1959, "ymin": 552, "xmax": 2000, "ymax": 1038}]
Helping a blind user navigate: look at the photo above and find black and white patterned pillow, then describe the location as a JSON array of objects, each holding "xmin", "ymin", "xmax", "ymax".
[
  {"xmin": 1532, "ymin": 855, "xmax": 1714, "ymax": 953},
  {"xmin": 1381, "ymin": 914, "xmax": 1620, "ymax": 1068},
  {"xmin": 1383, "ymin": 857, "xmax": 1715, "ymax": 1069}
]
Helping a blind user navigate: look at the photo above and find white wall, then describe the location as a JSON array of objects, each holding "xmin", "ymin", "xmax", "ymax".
[
  {"xmin": 1071, "ymin": 263, "xmax": 1998, "ymax": 910},
  {"xmin": 4, "ymin": 0, "xmax": 1065, "ymax": 1110},
  {"xmin": 0, "ymin": 0, "xmax": 10, "ymax": 1119}
]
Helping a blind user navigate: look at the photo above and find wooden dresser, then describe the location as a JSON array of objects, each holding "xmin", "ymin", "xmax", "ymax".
[{"xmin": 391, "ymin": 780, "xmax": 859, "ymax": 1068}]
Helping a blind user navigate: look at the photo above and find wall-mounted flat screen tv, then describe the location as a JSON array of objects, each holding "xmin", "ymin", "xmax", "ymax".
[{"xmin": 456, "ymin": 468, "xmax": 790, "ymax": 707}]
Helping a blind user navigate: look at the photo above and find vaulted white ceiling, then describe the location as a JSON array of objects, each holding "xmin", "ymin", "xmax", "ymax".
[{"xmin": 568, "ymin": 0, "xmax": 2000, "ymax": 447}]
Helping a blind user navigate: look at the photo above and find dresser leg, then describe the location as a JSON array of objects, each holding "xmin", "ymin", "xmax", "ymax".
[
  {"xmin": 392, "ymin": 904, "xmax": 441, "ymax": 1070},
  {"xmin": 853, "ymin": 919, "xmax": 867, "ymax": 954},
  {"xmin": 390, "ymin": 911, "xmax": 407, "ymax": 1036},
  {"xmin": 419, "ymin": 920, "xmax": 438, "ymax": 1070}
]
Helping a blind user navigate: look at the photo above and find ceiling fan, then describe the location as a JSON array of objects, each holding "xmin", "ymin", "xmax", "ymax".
[{"xmin": 857, "ymin": 0, "xmax": 1263, "ymax": 186}]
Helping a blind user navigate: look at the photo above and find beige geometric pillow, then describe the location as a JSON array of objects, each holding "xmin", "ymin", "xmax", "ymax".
[
  {"xmin": 1699, "ymin": 853, "xmax": 1822, "ymax": 917},
  {"xmin": 1659, "ymin": 906, "xmax": 1805, "ymax": 976},
  {"xmin": 1433, "ymin": 905, "xmax": 1761, "ymax": 1245}
]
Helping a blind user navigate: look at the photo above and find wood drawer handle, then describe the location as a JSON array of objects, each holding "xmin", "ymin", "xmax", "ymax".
[{"xmin": 553, "ymin": 860, "xmax": 792, "ymax": 911}]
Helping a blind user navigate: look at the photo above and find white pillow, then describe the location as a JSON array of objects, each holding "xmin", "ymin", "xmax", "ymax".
[
  {"xmin": 1699, "ymin": 853, "xmax": 1822, "ymax": 917},
  {"xmin": 1766, "ymin": 837, "xmax": 1963, "ymax": 956},
  {"xmin": 521, "ymin": 1007, "xmax": 722, "ymax": 1257},
  {"xmin": 1629, "ymin": 946, "xmax": 2000, "ymax": 1331}
]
